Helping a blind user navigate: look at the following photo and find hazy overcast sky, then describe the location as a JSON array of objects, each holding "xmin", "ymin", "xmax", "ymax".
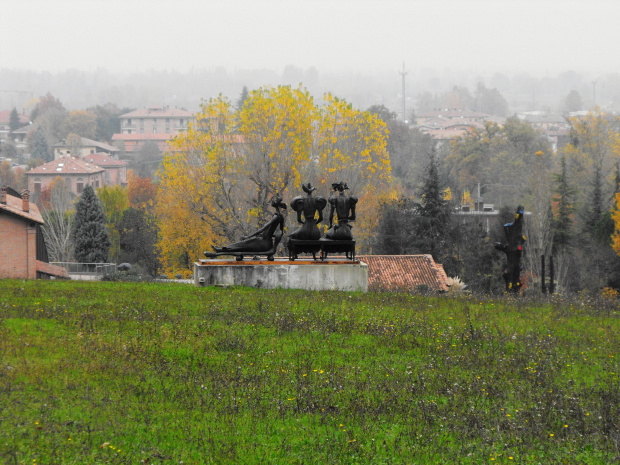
[{"xmin": 1, "ymin": 0, "xmax": 618, "ymax": 76}]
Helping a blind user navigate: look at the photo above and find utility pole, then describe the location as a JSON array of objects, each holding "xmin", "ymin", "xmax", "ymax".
[{"xmin": 399, "ymin": 63, "xmax": 407, "ymax": 123}]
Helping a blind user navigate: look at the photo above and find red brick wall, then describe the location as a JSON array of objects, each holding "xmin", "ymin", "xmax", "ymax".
[{"xmin": 0, "ymin": 214, "xmax": 37, "ymax": 279}]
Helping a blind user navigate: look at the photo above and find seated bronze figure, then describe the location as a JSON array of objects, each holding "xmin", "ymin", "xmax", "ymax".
[
  {"xmin": 325, "ymin": 181, "xmax": 358, "ymax": 241},
  {"xmin": 288, "ymin": 183, "xmax": 327, "ymax": 240},
  {"xmin": 204, "ymin": 195, "xmax": 287, "ymax": 261}
]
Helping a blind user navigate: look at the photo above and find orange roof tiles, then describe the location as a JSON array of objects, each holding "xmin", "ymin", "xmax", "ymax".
[
  {"xmin": 36, "ymin": 260, "xmax": 70, "ymax": 279},
  {"xmin": 28, "ymin": 156, "xmax": 105, "ymax": 176},
  {"xmin": 359, "ymin": 255, "xmax": 449, "ymax": 292},
  {"xmin": 0, "ymin": 110, "xmax": 30, "ymax": 125},
  {"xmin": 84, "ymin": 153, "xmax": 128, "ymax": 167},
  {"xmin": 0, "ymin": 191, "xmax": 43, "ymax": 224}
]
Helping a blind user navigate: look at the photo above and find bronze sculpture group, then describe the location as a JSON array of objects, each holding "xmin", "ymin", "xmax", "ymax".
[{"xmin": 204, "ymin": 182, "xmax": 358, "ymax": 261}]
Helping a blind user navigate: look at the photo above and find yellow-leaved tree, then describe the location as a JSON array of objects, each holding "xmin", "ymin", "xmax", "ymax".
[
  {"xmin": 312, "ymin": 93, "xmax": 391, "ymax": 250},
  {"xmin": 97, "ymin": 185, "xmax": 129, "ymax": 263},
  {"xmin": 157, "ymin": 85, "xmax": 392, "ymax": 276},
  {"xmin": 563, "ymin": 109, "xmax": 620, "ymax": 231}
]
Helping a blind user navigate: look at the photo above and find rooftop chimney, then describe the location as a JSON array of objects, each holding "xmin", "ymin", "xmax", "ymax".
[
  {"xmin": 1, "ymin": 187, "xmax": 6, "ymax": 205},
  {"xmin": 21, "ymin": 189, "xmax": 30, "ymax": 212}
]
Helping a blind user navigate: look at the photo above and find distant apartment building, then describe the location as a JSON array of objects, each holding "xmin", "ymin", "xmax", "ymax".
[{"xmin": 112, "ymin": 106, "xmax": 193, "ymax": 153}]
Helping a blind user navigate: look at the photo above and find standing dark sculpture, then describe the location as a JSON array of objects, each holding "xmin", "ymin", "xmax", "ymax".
[
  {"xmin": 325, "ymin": 182, "xmax": 358, "ymax": 241},
  {"xmin": 494, "ymin": 205, "xmax": 527, "ymax": 293},
  {"xmin": 204, "ymin": 195, "xmax": 287, "ymax": 261},
  {"xmin": 288, "ymin": 183, "xmax": 327, "ymax": 240}
]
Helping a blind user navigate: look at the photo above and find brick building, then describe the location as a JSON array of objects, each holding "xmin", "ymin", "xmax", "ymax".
[
  {"xmin": 27, "ymin": 156, "xmax": 106, "ymax": 197},
  {"xmin": 83, "ymin": 153, "xmax": 128, "ymax": 186},
  {"xmin": 112, "ymin": 106, "xmax": 192, "ymax": 153},
  {"xmin": 0, "ymin": 187, "xmax": 68, "ymax": 279}
]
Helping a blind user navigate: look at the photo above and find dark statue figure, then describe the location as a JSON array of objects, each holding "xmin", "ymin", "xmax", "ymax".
[
  {"xmin": 288, "ymin": 183, "xmax": 327, "ymax": 240},
  {"xmin": 204, "ymin": 195, "xmax": 287, "ymax": 261},
  {"xmin": 325, "ymin": 182, "xmax": 358, "ymax": 241},
  {"xmin": 494, "ymin": 205, "xmax": 527, "ymax": 293}
]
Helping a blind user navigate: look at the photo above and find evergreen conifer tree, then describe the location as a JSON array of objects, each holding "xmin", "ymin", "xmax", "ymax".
[
  {"xmin": 413, "ymin": 151, "xmax": 452, "ymax": 258},
  {"xmin": 552, "ymin": 156, "xmax": 576, "ymax": 251},
  {"xmin": 9, "ymin": 108, "xmax": 20, "ymax": 133},
  {"xmin": 72, "ymin": 185, "xmax": 111, "ymax": 263},
  {"xmin": 30, "ymin": 127, "xmax": 52, "ymax": 162}
]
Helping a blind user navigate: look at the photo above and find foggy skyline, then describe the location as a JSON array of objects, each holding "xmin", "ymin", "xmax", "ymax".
[{"xmin": 2, "ymin": 0, "xmax": 618, "ymax": 76}]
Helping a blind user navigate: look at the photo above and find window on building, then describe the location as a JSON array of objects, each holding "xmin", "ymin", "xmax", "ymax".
[
  {"xmin": 95, "ymin": 179, "xmax": 100, "ymax": 189},
  {"xmin": 34, "ymin": 178, "xmax": 42, "ymax": 193},
  {"xmin": 77, "ymin": 178, "xmax": 84, "ymax": 193}
]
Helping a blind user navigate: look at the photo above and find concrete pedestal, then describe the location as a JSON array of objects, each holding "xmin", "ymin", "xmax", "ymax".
[{"xmin": 194, "ymin": 258, "xmax": 368, "ymax": 292}]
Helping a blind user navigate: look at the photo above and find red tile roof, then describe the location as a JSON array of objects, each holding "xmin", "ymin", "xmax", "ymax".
[
  {"xmin": 359, "ymin": 255, "xmax": 449, "ymax": 292},
  {"xmin": 419, "ymin": 117, "xmax": 484, "ymax": 130},
  {"xmin": 425, "ymin": 128, "xmax": 471, "ymax": 140},
  {"xmin": 0, "ymin": 191, "xmax": 43, "ymax": 224},
  {"xmin": 27, "ymin": 156, "xmax": 105, "ymax": 176},
  {"xmin": 84, "ymin": 153, "xmax": 128, "ymax": 167},
  {"xmin": 36, "ymin": 260, "xmax": 70, "ymax": 279},
  {"xmin": 0, "ymin": 110, "xmax": 30, "ymax": 125}
]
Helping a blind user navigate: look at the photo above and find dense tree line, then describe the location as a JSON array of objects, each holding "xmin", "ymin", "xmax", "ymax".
[
  {"xmin": 373, "ymin": 106, "xmax": 620, "ymax": 294},
  {"xmin": 3, "ymin": 81, "xmax": 620, "ymax": 294}
]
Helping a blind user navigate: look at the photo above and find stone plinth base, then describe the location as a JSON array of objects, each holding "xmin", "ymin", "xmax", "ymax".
[{"xmin": 194, "ymin": 258, "xmax": 368, "ymax": 292}]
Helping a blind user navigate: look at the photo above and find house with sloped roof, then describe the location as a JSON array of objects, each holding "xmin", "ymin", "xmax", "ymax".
[
  {"xmin": 53, "ymin": 137, "xmax": 119, "ymax": 159},
  {"xmin": 0, "ymin": 109, "xmax": 30, "ymax": 143},
  {"xmin": 83, "ymin": 153, "xmax": 128, "ymax": 186},
  {"xmin": 27, "ymin": 156, "xmax": 106, "ymax": 197},
  {"xmin": 0, "ymin": 187, "xmax": 69, "ymax": 279},
  {"xmin": 359, "ymin": 255, "xmax": 450, "ymax": 292}
]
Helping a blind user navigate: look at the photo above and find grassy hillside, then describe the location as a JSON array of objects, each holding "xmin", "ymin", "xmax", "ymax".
[{"xmin": 0, "ymin": 280, "xmax": 618, "ymax": 463}]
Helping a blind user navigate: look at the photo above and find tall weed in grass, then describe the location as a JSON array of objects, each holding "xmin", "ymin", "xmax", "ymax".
[{"xmin": 0, "ymin": 280, "xmax": 618, "ymax": 463}]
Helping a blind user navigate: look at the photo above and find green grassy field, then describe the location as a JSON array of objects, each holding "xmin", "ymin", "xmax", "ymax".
[{"xmin": 0, "ymin": 280, "xmax": 618, "ymax": 464}]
